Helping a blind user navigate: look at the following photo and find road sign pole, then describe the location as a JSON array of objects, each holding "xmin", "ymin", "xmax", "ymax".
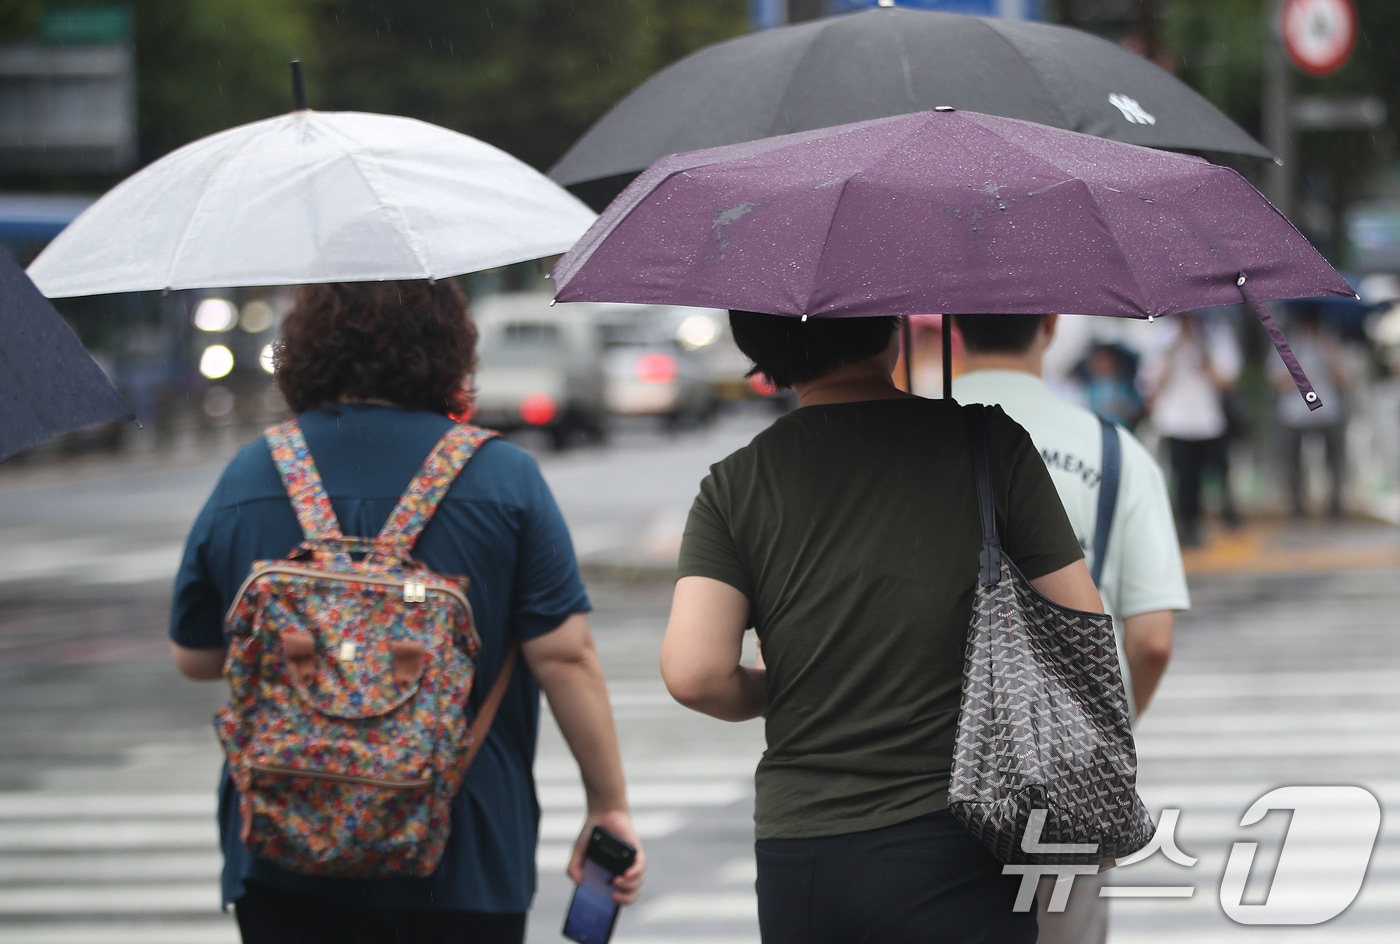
[{"xmin": 1264, "ymin": 0, "xmax": 1296, "ymax": 221}]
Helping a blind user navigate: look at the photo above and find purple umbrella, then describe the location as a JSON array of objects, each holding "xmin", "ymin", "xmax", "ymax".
[{"xmin": 552, "ymin": 108, "xmax": 1354, "ymax": 409}]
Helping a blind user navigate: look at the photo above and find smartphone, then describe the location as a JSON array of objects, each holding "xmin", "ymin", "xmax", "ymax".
[{"xmin": 562, "ymin": 826, "xmax": 637, "ymax": 944}]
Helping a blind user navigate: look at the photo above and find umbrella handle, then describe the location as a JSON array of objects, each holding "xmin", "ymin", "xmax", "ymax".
[
  {"xmin": 1237, "ymin": 274, "xmax": 1322, "ymax": 412},
  {"xmin": 901, "ymin": 316, "xmax": 914, "ymax": 392}
]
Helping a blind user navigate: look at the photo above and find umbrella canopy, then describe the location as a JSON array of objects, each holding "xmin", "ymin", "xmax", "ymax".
[
  {"xmin": 552, "ymin": 108, "xmax": 1353, "ymax": 409},
  {"xmin": 28, "ymin": 110, "xmax": 598, "ymax": 298},
  {"xmin": 549, "ymin": 6, "xmax": 1271, "ymax": 210},
  {"xmin": 0, "ymin": 247, "xmax": 132, "ymax": 463}
]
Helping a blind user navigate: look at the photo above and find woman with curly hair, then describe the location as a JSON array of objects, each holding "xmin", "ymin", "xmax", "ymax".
[{"xmin": 170, "ymin": 280, "xmax": 643, "ymax": 944}]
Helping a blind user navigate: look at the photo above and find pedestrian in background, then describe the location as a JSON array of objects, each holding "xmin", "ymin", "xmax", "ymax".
[
  {"xmin": 169, "ymin": 280, "xmax": 643, "ymax": 944},
  {"xmin": 1078, "ymin": 341, "xmax": 1146, "ymax": 430},
  {"xmin": 661, "ymin": 310, "xmax": 1101, "ymax": 944},
  {"xmin": 1273, "ymin": 306, "xmax": 1351, "ymax": 520},
  {"xmin": 954, "ymin": 312, "xmax": 1187, "ymax": 944},
  {"xmin": 1140, "ymin": 312, "xmax": 1244, "ymax": 548}
]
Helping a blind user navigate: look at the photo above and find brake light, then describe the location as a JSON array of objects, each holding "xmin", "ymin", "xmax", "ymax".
[
  {"xmin": 748, "ymin": 373, "xmax": 778, "ymax": 397},
  {"xmin": 636, "ymin": 353, "xmax": 678, "ymax": 384},
  {"xmin": 519, "ymin": 393, "xmax": 557, "ymax": 426}
]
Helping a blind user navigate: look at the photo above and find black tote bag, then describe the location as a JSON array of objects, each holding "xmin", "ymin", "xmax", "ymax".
[{"xmin": 948, "ymin": 405, "xmax": 1155, "ymax": 865}]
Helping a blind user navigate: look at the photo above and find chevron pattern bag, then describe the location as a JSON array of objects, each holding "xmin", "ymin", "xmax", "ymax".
[{"xmin": 948, "ymin": 405, "xmax": 1155, "ymax": 866}]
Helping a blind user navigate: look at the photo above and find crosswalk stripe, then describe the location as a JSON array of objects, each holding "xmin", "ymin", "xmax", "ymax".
[
  {"xmin": 1136, "ymin": 731, "xmax": 1400, "ymax": 758},
  {"xmin": 1155, "ymin": 669, "xmax": 1400, "ymax": 699},
  {"xmin": 538, "ymin": 780, "xmax": 748, "ymax": 810},
  {"xmin": 0, "ymin": 923, "xmax": 239, "ymax": 944},
  {"xmin": 0, "ymin": 820, "xmax": 217, "ymax": 852},
  {"xmin": 0, "ymin": 851, "xmax": 222, "ymax": 883},
  {"xmin": 0, "ymin": 794, "xmax": 214, "ymax": 818},
  {"xmin": 637, "ymin": 891, "xmax": 758, "ymax": 924},
  {"xmin": 0, "ymin": 884, "xmax": 221, "ymax": 914}
]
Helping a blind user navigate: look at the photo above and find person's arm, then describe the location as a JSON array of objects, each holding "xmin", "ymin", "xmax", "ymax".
[
  {"xmin": 1122, "ymin": 609, "xmax": 1173, "ymax": 715},
  {"xmin": 171, "ymin": 643, "xmax": 226, "ymax": 680},
  {"xmin": 660, "ymin": 576, "xmax": 765, "ymax": 722},
  {"xmin": 1028, "ymin": 559, "xmax": 1104, "ymax": 614},
  {"xmin": 523, "ymin": 613, "xmax": 645, "ymax": 905}
]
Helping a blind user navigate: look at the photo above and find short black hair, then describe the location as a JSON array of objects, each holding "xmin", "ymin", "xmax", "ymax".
[
  {"xmin": 728, "ymin": 310, "xmax": 898, "ymax": 389},
  {"xmin": 953, "ymin": 313, "xmax": 1047, "ymax": 355}
]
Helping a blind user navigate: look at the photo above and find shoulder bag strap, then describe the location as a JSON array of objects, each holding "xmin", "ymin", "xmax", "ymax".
[
  {"xmin": 264, "ymin": 419, "xmax": 343, "ymax": 541},
  {"xmin": 1091, "ymin": 418, "xmax": 1122, "ymax": 587},
  {"xmin": 966, "ymin": 405, "xmax": 1003, "ymax": 587},
  {"xmin": 379, "ymin": 424, "xmax": 498, "ymax": 550},
  {"xmin": 456, "ymin": 642, "xmax": 520, "ymax": 778}
]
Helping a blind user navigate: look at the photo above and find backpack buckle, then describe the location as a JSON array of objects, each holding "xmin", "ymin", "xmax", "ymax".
[{"xmin": 404, "ymin": 577, "xmax": 427, "ymax": 604}]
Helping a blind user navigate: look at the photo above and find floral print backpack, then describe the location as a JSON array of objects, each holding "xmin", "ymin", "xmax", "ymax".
[{"xmin": 216, "ymin": 418, "xmax": 515, "ymax": 878}]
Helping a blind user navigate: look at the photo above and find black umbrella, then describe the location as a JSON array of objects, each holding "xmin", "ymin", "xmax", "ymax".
[
  {"xmin": 0, "ymin": 246, "xmax": 132, "ymax": 463},
  {"xmin": 549, "ymin": 6, "xmax": 1271, "ymax": 212}
]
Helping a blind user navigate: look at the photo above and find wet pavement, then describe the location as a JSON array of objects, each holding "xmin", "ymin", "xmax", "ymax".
[{"xmin": 1, "ymin": 413, "xmax": 1399, "ymax": 942}]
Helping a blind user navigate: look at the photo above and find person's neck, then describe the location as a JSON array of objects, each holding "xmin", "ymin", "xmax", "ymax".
[
  {"xmin": 793, "ymin": 362, "xmax": 914, "ymax": 407},
  {"xmin": 961, "ymin": 351, "xmax": 1042, "ymax": 378}
]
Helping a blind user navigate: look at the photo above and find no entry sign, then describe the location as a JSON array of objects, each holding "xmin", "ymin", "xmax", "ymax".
[{"xmin": 1282, "ymin": 0, "xmax": 1358, "ymax": 77}]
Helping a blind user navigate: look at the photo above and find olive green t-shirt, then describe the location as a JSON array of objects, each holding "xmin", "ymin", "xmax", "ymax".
[{"xmin": 677, "ymin": 398, "xmax": 1084, "ymax": 840}]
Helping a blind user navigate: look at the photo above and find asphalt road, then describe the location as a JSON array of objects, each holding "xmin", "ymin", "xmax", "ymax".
[{"xmin": 2, "ymin": 409, "xmax": 1399, "ymax": 943}]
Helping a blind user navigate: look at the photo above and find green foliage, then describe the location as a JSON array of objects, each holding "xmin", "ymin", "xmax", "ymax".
[
  {"xmin": 308, "ymin": 1, "xmax": 749, "ymax": 171},
  {"xmin": 0, "ymin": 0, "xmax": 44, "ymax": 41},
  {"xmin": 134, "ymin": 0, "xmax": 314, "ymax": 159},
  {"xmin": 1161, "ymin": 0, "xmax": 1264, "ymax": 137}
]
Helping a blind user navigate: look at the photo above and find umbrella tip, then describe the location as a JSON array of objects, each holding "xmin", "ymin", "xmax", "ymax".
[{"xmin": 290, "ymin": 59, "xmax": 309, "ymax": 111}]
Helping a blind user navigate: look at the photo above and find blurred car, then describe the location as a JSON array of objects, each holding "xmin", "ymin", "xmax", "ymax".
[
  {"xmin": 471, "ymin": 292, "xmax": 608, "ymax": 449},
  {"xmin": 596, "ymin": 304, "xmax": 719, "ymax": 429}
]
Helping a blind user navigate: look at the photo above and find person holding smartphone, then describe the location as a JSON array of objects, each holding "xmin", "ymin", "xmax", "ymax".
[{"xmin": 169, "ymin": 281, "xmax": 645, "ymax": 944}]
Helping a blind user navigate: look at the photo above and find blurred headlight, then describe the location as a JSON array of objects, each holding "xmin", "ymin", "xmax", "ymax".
[
  {"xmin": 200, "ymin": 344, "xmax": 235, "ymax": 379},
  {"xmin": 241, "ymin": 300, "xmax": 276, "ymax": 333},
  {"xmin": 194, "ymin": 298, "xmax": 237, "ymax": 332},
  {"xmin": 677, "ymin": 313, "xmax": 719, "ymax": 350},
  {"xmin": 259, "ymin": 343, "xmax": 277, "ymax": 374}
]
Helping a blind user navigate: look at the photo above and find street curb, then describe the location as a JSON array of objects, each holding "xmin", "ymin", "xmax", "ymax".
[{"xmin": 579, "ymin": 559, "xmax": 678, "ymax": 587}]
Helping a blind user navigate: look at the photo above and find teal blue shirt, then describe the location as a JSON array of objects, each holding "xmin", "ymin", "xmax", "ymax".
[{"xmin": 170, "ymin": 403, "xmax": 590, "ymax": 912}]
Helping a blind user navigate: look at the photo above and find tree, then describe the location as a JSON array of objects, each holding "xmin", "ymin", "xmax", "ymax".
[
  {"xmin": 307, "ymin": 1, "xmax": 750, "ymax": 172},
  {"xmin": 135, "ymin": 0, "xmax": 315, "ymax": 161}
]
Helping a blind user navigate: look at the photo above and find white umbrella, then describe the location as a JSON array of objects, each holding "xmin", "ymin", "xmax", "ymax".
[{"xmin": 28, "ymin": 109, "xmax": 598, "ymax": 297}]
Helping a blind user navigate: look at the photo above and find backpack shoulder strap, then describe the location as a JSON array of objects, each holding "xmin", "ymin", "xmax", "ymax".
[
  {"xmin": 265, "ymin": 419, "xmax": 343, "ymax": 541},
  {"xmin": 379, "ymin": 424, "xmax": 498, "ymax": 548},
  {"xmin": 1091, "ymin": 417, "xmax": 1122, "ymax": 587},
  {"xmin": 455, "ymin": 642, "xmax": 519, "ymax": 780}
]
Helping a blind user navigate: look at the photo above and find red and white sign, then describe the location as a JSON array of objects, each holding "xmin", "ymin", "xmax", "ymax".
[{"xmin": 1282, "ymin": 0, "xmax": 1358, "ymax": 78}]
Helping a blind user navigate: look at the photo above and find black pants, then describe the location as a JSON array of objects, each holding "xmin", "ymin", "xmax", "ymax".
[
  {"xmin": 1279, "ymin": 423, "xmax": 1346, "ymax": 517},
  {"xmin": 234, "ymin": 880, "xmax": 527, "ymax": 944},
  {"xmin": 1165, "ymin": 435, "xmax": 1239, "ymax": 541},
  {"xmin": 755, "ymin": 810, "xmax": 1037, "ymax": 944}
]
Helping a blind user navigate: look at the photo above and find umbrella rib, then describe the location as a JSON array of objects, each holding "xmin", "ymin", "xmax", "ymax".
[
  {"xmin": 975, "ymin": 20, "xmax": 1077, "ymax": 130},
  {"xmin": 316, "ymin": 117, "xmax": 433, "ymax": 277},
  {"xmin": 804, "ymin": 176, "xmax": 857, "ymax": 316},
  {"xmin": 164, "ymin": 122, "xmax": 286, "ymax": 289}
]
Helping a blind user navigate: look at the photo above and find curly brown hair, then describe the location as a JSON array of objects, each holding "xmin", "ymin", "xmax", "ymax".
[{"xmin": 274, "ymin": 280, "xmax": 477, "ymax": 415}]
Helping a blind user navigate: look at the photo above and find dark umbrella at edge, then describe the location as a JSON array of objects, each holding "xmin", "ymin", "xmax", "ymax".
[
  {"xmin": 0, "ymin": 246, "xmax": 133, "ymax": 463},
  {"xmin": 550, "ymin": 6, "xmax": 1273, "ymax": 212}
]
